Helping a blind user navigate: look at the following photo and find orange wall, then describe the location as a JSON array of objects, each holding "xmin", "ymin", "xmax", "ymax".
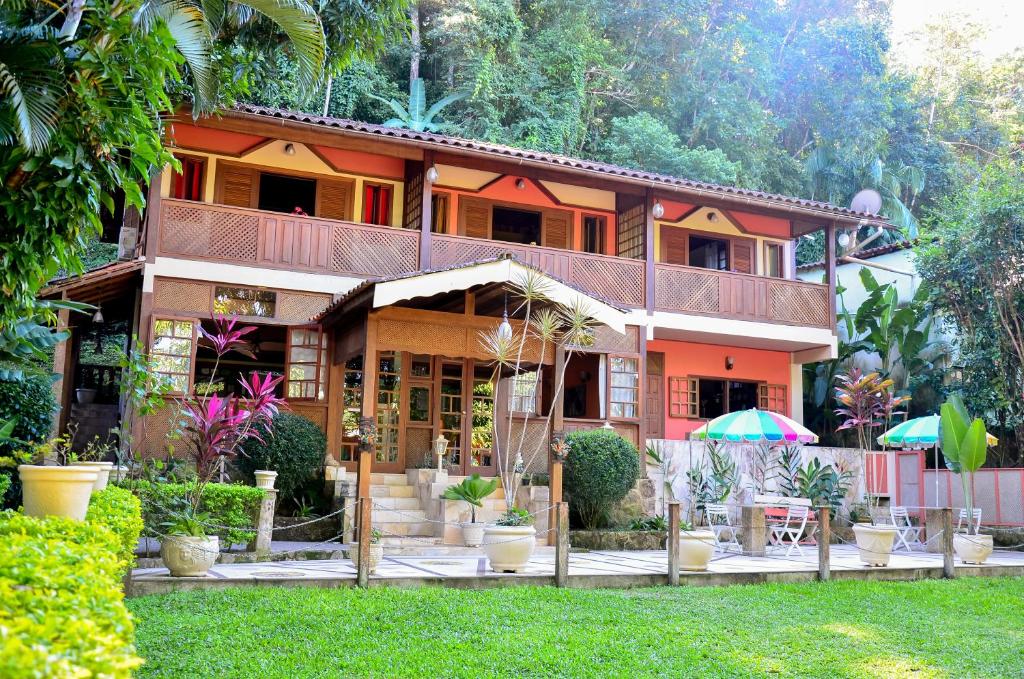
[
  {"xmin": 311, "ymin": 145, "xmax": 405, "ymax": 180},
  {"xmin": 648, "ymin": 339, "xmax": 792, "ymax": 440},
  {"xmin": 731, "ymin": 210, "xmax": 791, "ymax": 238}
]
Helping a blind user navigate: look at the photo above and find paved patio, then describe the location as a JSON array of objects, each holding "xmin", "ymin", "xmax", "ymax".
[{"xmin": 127, "ymin": 544, "xmax": 1024, "ymax": 596}]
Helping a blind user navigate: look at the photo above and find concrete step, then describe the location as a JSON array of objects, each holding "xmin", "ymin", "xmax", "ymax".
[
  {"xmin": 370, "ymin": 484, "xmax": 417, "ymax": 498},
  {"xmin": 372, "ymin": 509, "xmax": 427, "ymax": 523},
  {"xmin": 371, "ymin": 473, "xmax": 411, "ymax": 485},
  {"xmin": 371, "ymin": 496, "xmax": 422, "ymax": 510},
  {"xmin": 371, "ymin": 521, "xmax": 435, "ymax": 537}
]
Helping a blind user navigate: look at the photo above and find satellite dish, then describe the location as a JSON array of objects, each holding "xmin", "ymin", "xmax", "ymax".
[{"xmin": 850, "ymin": 189, "xmax": 882, "ymax": 215}]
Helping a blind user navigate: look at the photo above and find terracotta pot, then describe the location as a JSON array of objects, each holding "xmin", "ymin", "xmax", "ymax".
[
  {"xmin": 76, "ymin": 461, "xmax": 114, "ymax": 491},
  {"xmin": 679, "ymin": 529, "xmax": 717, "ymax": 571},
  {"xmin": 161, "ymin": 535, "xmax": 220, "ymax": 577},
  {"xmin": 953, "ymin": 533, "xmax": 993, "ymax": 564},
  {"xmin": 461, "ymin": 522, "xmax": 485, "ymax": 547},
  {"xmin": 351, "ymin": 544, "xmax": 384, "ymax": 574},
  {"xmin": 852, "ymin": 523, "xmax": 898, "ymax": 567},
  {"xmin": 254, "ymin": 470, "xmax": 278, "ymax": 490},
  {"xmin": 18, "ymin": 465, "xmax": 99, "ymax": 520},
  {"xmin": 75, "ymin": 388, "xmax": 97, "ymax": 405},
  {"xmin": 482, "ymin": 525, "xmax": 536, "ymax": 573}
]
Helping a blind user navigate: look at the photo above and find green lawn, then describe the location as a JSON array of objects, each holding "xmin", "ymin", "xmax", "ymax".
[{"xmin": 128, "ymin": 579, "xmax": 1024, "ymax": 678}]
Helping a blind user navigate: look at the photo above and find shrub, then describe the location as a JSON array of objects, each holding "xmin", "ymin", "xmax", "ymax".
[
  {"xmin": 563, "ymin": 430, "xmax": 640, "ymax": 529},
  {"xmin": 87, "ymin": 486, "xmax": 144, "ymax": 575},
  {"xmin": 0, "ymin": 511, "xmax": 142, "ymax": 677},
  {"xmin": 134, "ymin": 480, "xmax": 264, "ymax": 548},
  {"xmin": 237, "ymin": 412, "xmax": 326, "ymax": 505},
  {"xmin": 0, "ymin": 373, "xmax": 59, "ymax": 453}
]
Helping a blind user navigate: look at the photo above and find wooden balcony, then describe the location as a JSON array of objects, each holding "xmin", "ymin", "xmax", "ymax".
[{"xmin": 156, "ymin": 199, "xmax": 831, "ymax": 328}]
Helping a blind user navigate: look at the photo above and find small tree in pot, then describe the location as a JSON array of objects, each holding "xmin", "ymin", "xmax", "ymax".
[
  {"xmin": 442, "ymin": 474, "xmax": 498, "ymax": 546},
  {"xmin": 940, "ymin": 393, "xmax": 993, "ymax": 564}
]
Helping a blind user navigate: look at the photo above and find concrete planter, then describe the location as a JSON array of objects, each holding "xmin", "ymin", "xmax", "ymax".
[
  {"xmin": 18, "ymin": 465, "xmax": 99, "ymax": 520},
  {"xmin": 852, "ymin": 523, "xmax": 898, "ymax": 566},
  {"xmin": 461, "ymin": 522, "xmax": 485, "ymax": 547},
  {"xmin": 351, "ymin": 545, "xmax": 384, "ymax": 573},
  {"xmin": 953, "ymin": 533, "xmax": 993, "ymax": 564},
  {"xmin": 75, "ymin": 461, "xmax": 114, "ymax": 491},
  {"xmin": 161, "ymin": 535, "xmax": 220, "ymax": 577},
  {"xmin": 254, "ymin": 470, "xmax": 278, "ymax": 490},
  {"xmin": 679, "ymin": 529, "xmax": 716, "ymax": 571},
  {"xmin": 482, "ymin": 525, "xmax": 536, "ymax": 573}
]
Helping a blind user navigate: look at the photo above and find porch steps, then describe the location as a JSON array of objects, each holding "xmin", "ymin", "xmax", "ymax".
[{"xmin": 369, "ymin": 473, "xmax": 436, "ymax": 537}]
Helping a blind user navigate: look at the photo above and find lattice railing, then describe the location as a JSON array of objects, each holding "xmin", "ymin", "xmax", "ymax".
[
  {"xmin": 570, "ymin": 254, "xmax": 645, "ymax": 307},
  {"xmin": 655, "ymin": 265, "xmax": 721, "ymax": 315},
  {"xmin": 330, "ymin": 224, "xmax": 419, "ymax": 278},
  {"xmin": 767, "ymin": 279, "xmax": 830, "ymax": 327},
  {"xmin": 161, "ymin": 202, "xmax": 260, "ymax": 262}
]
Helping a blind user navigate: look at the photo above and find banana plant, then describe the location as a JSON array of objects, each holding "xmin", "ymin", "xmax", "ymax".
[
  {"xmin": 940, "ymin": 394, "xmax": 989, "ymax": 536},
  {"xmin": 370, "ymin": 78, "xmax": 468, "ymax": 133},
  {"xmin": 442, "ymin": 474, "xmax": 498, "ymax": 524}
]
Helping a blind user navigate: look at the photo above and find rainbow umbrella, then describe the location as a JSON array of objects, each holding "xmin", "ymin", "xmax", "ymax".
[
  {"xmin": 690, "ymin": 408, "xmax": 819, "ymax": 445},
  {"xmin": 877, "ymin": 414, "xmax": 998, "ymax": 449}
]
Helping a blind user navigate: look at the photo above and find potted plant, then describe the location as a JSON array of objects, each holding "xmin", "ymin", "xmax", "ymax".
[
  {"xmin": 442, "ymin": 474, "xmax": 498, "ymax": 546},
  {"xmin": 254, "ymin": 470, "xmax": 278, "ymax": 490},
  {"xmin": 482, "ymin": 508, "xmax": 536, "ymax": 573},
  {"xmin": 834, "ymin": 369, "xmax": 908, "ymax": 566},
  {"xmin": 678, "ymin": 520, "xmax": 716, "ymax": 571},
  {"xmin": 159, "ymin": 502, "xmax": 219, "ymax": 577},
  {"xmin": 681, "ymin": 441, "xmax": 735, "ymax": 571},
  {"xmin": 14, "ymin": 431, "xmax": 99, "ymax": 520},
  {"xmin": 74, "ymin": 435, "xmax": 117, "ymax": 491},
  {"xmin": 940, "ymin": 394, "xmax": 994, "ymax": 564},
  {"xmin": 75, "ymin": 387, "xmax": 97, "ymax": 404},
  {"xmin": 351, "ymin": 528, "xmax": 384, "ymax": 574}
]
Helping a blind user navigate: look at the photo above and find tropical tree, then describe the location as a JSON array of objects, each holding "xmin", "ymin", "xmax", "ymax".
[
  {"xmin": 370, "ymin": 77, "xmax": 466, "ymax": 132},
  {"xmin": 939, "ymin": 394, "xmax": 989, "ymax": 536}
]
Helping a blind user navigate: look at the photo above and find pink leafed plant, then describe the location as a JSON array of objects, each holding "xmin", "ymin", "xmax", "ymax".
[{"xmin": 199, "ymin": 314, "xmax": 257, "ymax": 359}]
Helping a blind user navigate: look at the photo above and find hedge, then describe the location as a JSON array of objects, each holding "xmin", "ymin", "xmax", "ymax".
[
  {"xmin": 237, "ymin": 412, "xmax": 326, "ymax": 507},
  {"xmin": 134, "ymin": 481, "xmax": 265, "ymax": 548},
  {"xmin": 87, "ymin": 486, "xmax": 144, "ymax": 575},
  {"xmin": 0, "ymin": 491, "xmax": 145, "ymax": 677},
  {"xmin": 563, "ymin": 429, "xmax": 640, "ymax": 529}
]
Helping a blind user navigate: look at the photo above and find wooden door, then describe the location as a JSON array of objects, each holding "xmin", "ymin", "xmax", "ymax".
[
  {"xmin": 459, "ymin": 197, "xmax": 492, "ymax": 239},
  {"xmin": 373, "ymin": 351, "xmax": 405, "ymax": 473},
  {"xmin": 731, "ymin": 239, "xmax": 754, "ymax": 274},
  {"xmin": 659, "ymin": 225, "xmax": 687, "ymax": 265},
  {"xmin": 645, "ymin": 352, "xmax": 665, "ymax": 439},
  {"xmin": 542, "ymin": 209, "xmax": 572, "ymax": 250}
]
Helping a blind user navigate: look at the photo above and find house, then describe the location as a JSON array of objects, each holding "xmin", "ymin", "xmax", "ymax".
[{"xmin": 44, "ymin": 105, "xmax": 879, "ymax": 533}]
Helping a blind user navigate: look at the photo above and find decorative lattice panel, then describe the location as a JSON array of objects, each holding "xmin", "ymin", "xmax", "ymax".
[
  {"xmin": 654, "ymin": 266, "xmax": 720, "ymax": 314},
  {"xmin": 616, "ymin": 200, "xmax": 645, "ymax": 260},
  {"xmin": 573, "ymin": 325, "xmax": 639, "ymax": 354},
  {"xmin": 153, "ymin": 279, "xmax": 211, "ymax": 314},
  {"xmin": 377, "ymin": 319, "xmax": 468, "ymax": 356},
  {"xmin": 431, "ymin": 237, "xmax": 519, "ymax": 269},
  {"xmin": 494, "ymin": 419, "xmax": 550, "ymax": 474},
  {"xmin": 331, "ymin": 225, "xmax": 419, "ymax": 277},
  {"xmin": 997, "ymin": 471, "xmax": 1024, "ymax": 524},
  {"xmin": 570, "ymin": 255, "xmax": 645, "ymax": 307},
  {"xmin": 405, "ymin": 427, "xmax": 432, "ymax": 466},
  {"xmin": 767, "ymin": 281, "xmax": 830, "ymax": 327},
  {"xmin": 160, "ymin": 203, "xmax": 259, "ymax": 262},
  {"xmin": 403, "ymin": 170, "xmax": 423, "ymax": 231},
  {"xmin": 290, "ymin": 404, "xmax": 327, "ymax": 432},
  {"xmin": 277, "ymin": 292, "xmax": 332, "ymax": 322},
  {"xmin": 141, "ymin": 412, "xmax": 173, "ymax": 458}
]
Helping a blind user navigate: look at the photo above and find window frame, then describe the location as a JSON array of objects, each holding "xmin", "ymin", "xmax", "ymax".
[
  {"xmin": 362, "ymin": 181, "xmax": 394, "ymax": 226},
  {"xmin": 170, "ymin": 155, "xmax": 206, "ymax": 202},
  {"xmin": 669, "ymin": 375, "xmax": 774, "ymax": 420},
  {"xmin": 765, "ymin": 242, "xmax": 785, "ymax": 278},
  {"xmin": 430, "ymin": 192, "xmax": 450, "ymax": 234},
  {"xmin": 284, "ymin": 325, "xmax": 327, "ymax": 401},
  {"xmin": 213, "ymin": 285, "xmax": 278, "ymax": 319},
  {"xmin": 607, "ymin": 354, "xmax": 640, "ymax": 421},
  {"xmin": 508, "ymin": 369, "xmax": 541, "ymax": 416},
  {"xmin": 150, "ymin": 316, "xmax": 198, "ymax": 395},
  {"xmin": 581, "ymin": 214, "xmax": 607, "ymax": 255}
]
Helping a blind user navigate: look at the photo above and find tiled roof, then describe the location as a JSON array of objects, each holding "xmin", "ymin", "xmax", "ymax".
[
  {"xmin": 41, "ymin": 259, "xmax": 144, "ymax": 295},
  {"xmin": 231, "ymin": 103, "xmax": 885, "ymax": 224},
  {"xmin": 796, "ymin": 241, "xmax": 913, "ymax": 271}
]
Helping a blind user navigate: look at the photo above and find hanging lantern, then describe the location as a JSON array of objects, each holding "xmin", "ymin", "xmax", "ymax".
[
  {"xmin": 651, "ymin": 201, "xmax": 665, "ymax": 219},
  {"xmin": 426, "ymin": 165, "xmax": 439, "ymax": 183}
]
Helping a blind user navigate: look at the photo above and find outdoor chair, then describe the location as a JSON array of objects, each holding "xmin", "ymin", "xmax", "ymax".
[
  {"xmin": 704, "ymin": 503, "xmax": 740, "ymax": 553},
  {"xmin": 956, "ymin": 508, "xmax": 982, "ymax": 534},
  {"xmin": 767, "ymin": 505, "xmax": 809, "ymax": 557},
  {"xmin": 890, "ymin": 506, "xmax": 924, "ymax": 551}
]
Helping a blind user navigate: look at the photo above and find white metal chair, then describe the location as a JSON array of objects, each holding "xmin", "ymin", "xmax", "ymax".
[
  {"xmin": 890, "ymin": 506, "xmax": 924, "ymax": 551},
  {"xmin": 705, "ymin": 503, "xmax": 740, "ymax": 553},
  {"xmin": 956, "ymin": 508, "xmax": 982, "ymax": 533},
  {"xmin": 767, "ymin": 505, "xmax": 809, "ymax": 557}
]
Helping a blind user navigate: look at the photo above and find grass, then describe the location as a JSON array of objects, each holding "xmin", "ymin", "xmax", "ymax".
[{"xmin": 128, "ymin": 579, "xmax": 1024, "ymax": 678}]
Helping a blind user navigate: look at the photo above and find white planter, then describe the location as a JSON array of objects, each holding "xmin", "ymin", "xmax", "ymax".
[
  {"xmin": 953, "ymin": 533, "xmax": 993, "ymax": 564},
  {"xmin": 350, "ymin": 544, "xmax": 384, "ymax": 574},
  {"xmin": 161, "ymin": 535, "xmax": 220, "ymax": 577},
  {"xmin": 852, "ymin": 523, "xmax": 898, "ymax": 567},
  {"xmin": 76, "ymin": 461, "xmax": 114, "ymax": 491},
  {"xmin": 461, "ymin": 522, "xmax": 485, "ymax": 547},
  {"xmin": 679, "ymin": 529, "xmax": 717, "ymax": 571},
  {"xmin": 254, "ymin": 470, "xmax": 278, "ymax": 490},
  {"xmin": 482, "ymin": 525, "xmax": 536, "ymax": 573},
  {"xmin": 18, "ymin": 465, "xmax": 99, "ymax": 520}
]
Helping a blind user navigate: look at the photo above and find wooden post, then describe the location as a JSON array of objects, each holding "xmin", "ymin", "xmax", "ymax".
[
  {"xmin": 357, "ymin": 496, "xmax": 372, "ymax": 587},
  {"xmin": 941, "ymin": 507, "xmax": 955, "ymax": 578},
  {"xmin": 816, "ymin": 506, "xmax": 830, "ymax": 582},
  {"xmin": 644, "ymin": 189, "xmax": 656, "ymax": 314},
  {"xmin": 548, "ymin": 459, "xmax": 563, "ymax": 547},
  {"xmin": 824, "ymin": 221, "xmax": 837, "ymax": 325},
  {"xmin": 555, "ymin": 501, "xmax": 569, "ymax": 587},
  {"xmin": 419, "ymin": 150, "xmax": 434, "ymax": 270},
  {"xmin": 667, "ymin": 502, "xmax": 680, "ymax": 585},
  {"xmin": 253, "ymin": 489, "xmax": 277, "ymax": 556}
]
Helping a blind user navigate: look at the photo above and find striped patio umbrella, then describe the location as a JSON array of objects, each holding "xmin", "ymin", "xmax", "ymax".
[
  {"xmin": 877, "ymin": 414, "xmax": 998, "ymax": 450},
  {"xmin": 690, "ymin": 408, "xmax": 819, "ymax": 445}
]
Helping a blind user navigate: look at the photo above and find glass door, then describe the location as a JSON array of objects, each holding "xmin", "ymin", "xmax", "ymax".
[
  {"xmin": 438, "ymin": 361, "xmax": 465, "ymax": 474},
  {"xmin": 467, "ymin": 361, "xmax": 497, "ymax": 476}
]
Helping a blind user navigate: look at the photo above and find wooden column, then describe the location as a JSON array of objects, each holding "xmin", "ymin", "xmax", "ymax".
[
  {"xmin": 419, "ymin": 150, "xmax": 434, "ymax": 270},
  {"xmin": 816, "ymin": 506, "xmax": 831, "ymax": 581},
  {"xmin": 824, "ymin": 222, "xmax": 837, "ymax": 326},
  {"xmin": 644, "ymin": 189, "xmax": 656, "ymax": 314},
  {"xmin": 356, "ymin": 318, "xmax": 377, "ymax": 587},
  {"xmin": 357, "ymin": 494, "xmax": 372, "ymax": 587},
  {"xmin": 667, "ymin": 502, "xmax": 680, "ymax": 585},
  {"xmin": 941, "ymin": 507, "xmax": 955, "ymax": 578},
  {"xmin": 548, "ymin": 342, "xmax": 566, "ymax": 546},
  {"xmin": 555, "ymin": 501, "xmax": 569, "ymax": 587},
  {"xmin": 53, "ymin": 297, "xmax": 76, "ymax": 436}
]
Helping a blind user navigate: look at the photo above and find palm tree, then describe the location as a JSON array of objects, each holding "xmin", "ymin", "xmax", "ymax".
[{"xmin": 370, "ymin": 77, "xmax": 467, "ymax": 132}]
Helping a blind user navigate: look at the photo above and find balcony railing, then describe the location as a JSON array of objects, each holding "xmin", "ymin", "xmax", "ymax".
[{"xmin": 157, "ymin": 199, "xmax": 831, "ymax": 328}]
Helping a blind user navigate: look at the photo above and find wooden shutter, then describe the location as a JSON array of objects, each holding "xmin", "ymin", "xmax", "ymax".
[
  {"xmin": 542, "ymin": 210, "xmax": 571, "ymax": 249},
  {"xmin": 459, "ymin": 198, "xmax": 491, "ymax": 239},
  {"xmin": 758, "ymin": 383, "xmax": 788, "ymax": 416},
  {"xmin": 216, "ymin": 165, "xmax": 257, "ymax": 208},
  {"xmin": 668, "ymin": 376, "xmax": 698, "ymax": 418},
  {"xmin": 732, "ymin": 240, "xmax": 753, "ymax": 274},
  {"xmin": 317, "ymin": 179, "xmax": 354, "ymax": 221},
  {"xmin": 660, "ymin": 225, "xmax": 688, "ymax": 265}
]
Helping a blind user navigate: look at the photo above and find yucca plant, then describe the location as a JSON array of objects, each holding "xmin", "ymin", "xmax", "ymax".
[{"xmin": 441, "ymin": 474, "xmax": 498, "ymax": 524}]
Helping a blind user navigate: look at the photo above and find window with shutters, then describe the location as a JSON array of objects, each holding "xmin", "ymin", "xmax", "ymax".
[
  {"xmin": 286, "ymin": 326, "xmax": 327, "ymax": 400},
  {"xmin": 171, "ymin": 157, "xmax": 205, "ymax": 201},
  {"xmin": 759, "ymin": 383, "xmax": 788, "ymax": 415},
  {"xmin": 152, "ymin": 318, "xmax": 196, "ymax": 394},
  {"xmin": 542, "ymin": 210, "xmax": 571, "ymax": 250},
  {"xmin": 765, "ymin": 242, "xmax": 785, "ymax": 278},
  {"xmin": 362, "ymin": 183, "xmax": 393, "ymax": 225},
  {"xmin": 668, "ymin": 377, "xmax": 698, "ymax": 418},
  {"xmin": 731, "ymin": 240, "xmax": 754, "ymax": 274},
  {"xmin": 317, "ymin": 179, "xmax": 354, "ymax": 221},
  {"xmin": 609, "ymin": 356, "xmax": 639, "ymax": 419},
  {"xmin": 582, "ymin": 215, "xmax": 606, "ymax": 254},
  {"xmin": 688, "ymin": 235, "xmax": 730, "ymax": 270},
  {"xmin": 217, "ymin": 165, "xmax": 256, "ymax": 207}
]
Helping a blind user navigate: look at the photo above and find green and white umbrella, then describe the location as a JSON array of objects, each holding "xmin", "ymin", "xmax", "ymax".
[
  {"xmin": 877, "ymin": 414, "xmax": 998, "ymax": 449},
  {"xmin": 690, "ymin": 408, "xmax": 819, "ymax": 445}
]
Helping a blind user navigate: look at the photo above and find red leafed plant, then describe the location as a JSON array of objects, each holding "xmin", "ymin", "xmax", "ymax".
[{"xmin": 199, "ymin": 314, "xmax": 257, "ymax": 359}]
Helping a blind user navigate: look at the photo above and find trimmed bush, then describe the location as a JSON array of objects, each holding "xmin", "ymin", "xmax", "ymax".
[
  {"xmin": 563, "ymin": 430, "xmax": 640, "ymax": 529},
  {"xmin": 237, "ymin": 412, "xmax": 326, "ymax": 505},
  {"xmin": 134, "ymin": 481, "xmax": 264, "ymax": 548},
  {"xmin": 0, "ymin": 509, "xmax": 142, "ymax": 677},
  {"xmin": 87, "ymin": 485, "xmax": 144, "ymax": 575},
  {"xmin": 0, "ymin": 373, "xmax": 59, "ymax": 452}
]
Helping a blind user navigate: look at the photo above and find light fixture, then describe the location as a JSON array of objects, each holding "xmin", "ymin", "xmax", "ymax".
[
  {"xmin": 498, "ymin": 294, "xmax": 513, "ymax": 341},
  {"xmin": 838, "ymin": 231, "xmax": 851, "ymax": 248},
  {"xmin": 91, "ymin": 304, "xmax": 104, "ymax": 324},
  {"xmin": 283, "ymin": 143, "xmax": 296, "ymax": 156},
  {"xmin": 725, "ymin": 355, "xmax": 735, "ymax": 371},
  {"xmin": 515, "ymin": 178, "xmax": 526, "ymax": 190},
  {"xmin": 433, "ymin": 435, "xmax": 449, "ymax": 472},
  {"xmin": 426, "ymin": 164, "xmax": 439, "ymax": 183},
  {"xmin": 651, "ymin": 201, "xmax": 665, "ymax": 219}
]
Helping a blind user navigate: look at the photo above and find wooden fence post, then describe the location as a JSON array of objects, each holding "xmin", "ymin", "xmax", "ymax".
[
  {"xmin": 667, "ymin": 502, "xmax": 680, "ymax": 585},
  {"xmin": 816, "ymin": 506, "xmax": 830, "ymax": 582},
  {"xmin": 941, "ymin": 507, "xmax": 955, "ymax": 579},
  {"xmin": 555, "ymin": 502, "xmax": 569, "ymax": 587},
  {"xmin": 357, "ymin": 497, "xmax": 371, "ymax": 588},
  {"xmin": 548, "ymin": 458, "xmax": 563, "ymax": 547}
]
